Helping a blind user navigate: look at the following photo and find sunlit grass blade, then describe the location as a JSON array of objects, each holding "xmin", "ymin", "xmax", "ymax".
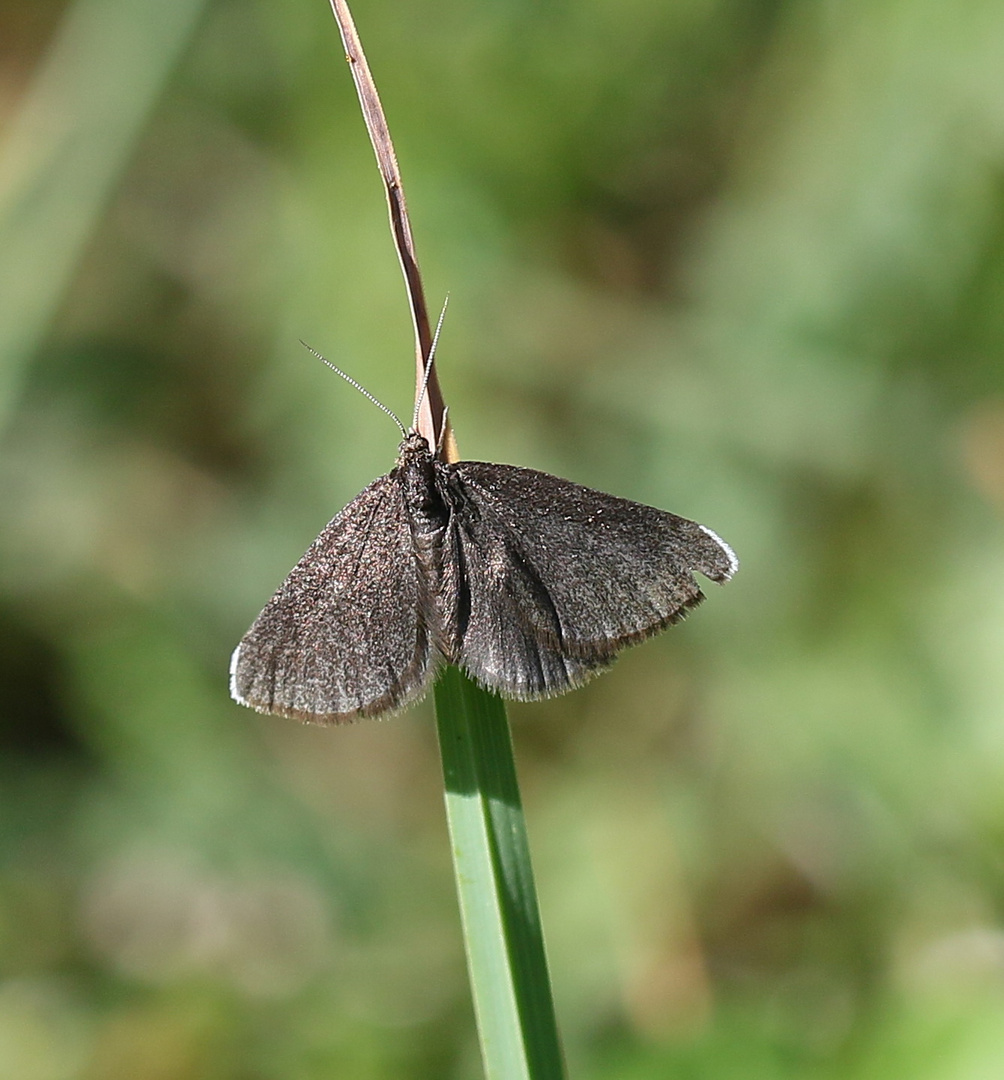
[{"xmin": 434, "ymin": 665, "xmax": 566, "ymax": 1080}]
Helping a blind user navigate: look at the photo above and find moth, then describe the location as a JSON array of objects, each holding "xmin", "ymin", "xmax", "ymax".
[{"xmin": 230, "ymin": 406, "xmax": 738, "ymax": 723}]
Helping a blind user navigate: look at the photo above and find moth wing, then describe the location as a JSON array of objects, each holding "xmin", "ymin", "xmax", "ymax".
[
  {"xmin": 443, "ymin": 462, "xmax": 736, "ymax": 700},
  {"xmin": 230, "ymin": 473, "xmax": 432, "ymax": 723}
]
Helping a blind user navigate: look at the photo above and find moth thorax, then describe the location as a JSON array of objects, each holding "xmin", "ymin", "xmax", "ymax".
[{"xmin": 402, "ymin": 453, "xmax": 448, "ymax": 532}]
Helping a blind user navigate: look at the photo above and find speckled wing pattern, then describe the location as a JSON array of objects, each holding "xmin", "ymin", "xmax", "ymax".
[
  {"xmin": 441, "ymin": 461, "xmax": 737, "ymax": 700},
  {"xmin": 230, "ymin": 474, "xmax": 431, "ymax": 723}
]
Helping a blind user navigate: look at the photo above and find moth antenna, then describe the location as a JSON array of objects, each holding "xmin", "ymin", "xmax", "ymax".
[
  {"xmin": 412, "ymin": 293, "xmax": 449, "ymax": 432},
  {"xmin": 299, "ymin": 340, "xmax": 406, "ymax": 438},
  {"xmin": 436, "ymin": 406, "xmax": 451, "ymax": 457}
]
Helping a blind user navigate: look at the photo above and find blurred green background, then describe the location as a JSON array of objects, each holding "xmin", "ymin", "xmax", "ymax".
[{"xmin": 3, "ymin": 0, "xmax": 1004, "ymax": 1077}]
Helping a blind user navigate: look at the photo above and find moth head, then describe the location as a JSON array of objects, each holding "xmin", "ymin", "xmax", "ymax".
[{"xmin": 398, "ymin": 430, "xmax": 432, "ymax": 465}]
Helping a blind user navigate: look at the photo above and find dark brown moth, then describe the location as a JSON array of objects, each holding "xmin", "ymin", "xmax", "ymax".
[{"xmin": 230, "ymin": 428, "xmax": 738, "ymax": 723}]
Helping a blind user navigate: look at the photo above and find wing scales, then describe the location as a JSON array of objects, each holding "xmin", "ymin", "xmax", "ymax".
[
  {"xmin": 230, "ymin": 474, "xmax": 431, "ymax": 723},
  {"xmin": 443, "ymin": 461, "xmax": 735, "ymax": 698}
]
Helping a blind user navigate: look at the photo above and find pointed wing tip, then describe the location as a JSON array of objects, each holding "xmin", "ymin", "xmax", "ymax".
[
  {"xmin": 229, "ymin": 643, "xmax": 247, "ymax": 706},
  {"xmin": 698, "ymin": 525, "xmax": 739, "ymax": 582}
]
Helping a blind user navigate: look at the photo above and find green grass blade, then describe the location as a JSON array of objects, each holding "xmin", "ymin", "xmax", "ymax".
[{"xmin": 434, "ymin": 665, "xmax": 566, "ymax": 1080}]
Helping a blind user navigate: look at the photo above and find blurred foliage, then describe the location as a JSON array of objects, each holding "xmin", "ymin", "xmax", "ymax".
[{"xmin": 2, "ymin": 0, "xmax": 1004, "ymax": 1077}]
